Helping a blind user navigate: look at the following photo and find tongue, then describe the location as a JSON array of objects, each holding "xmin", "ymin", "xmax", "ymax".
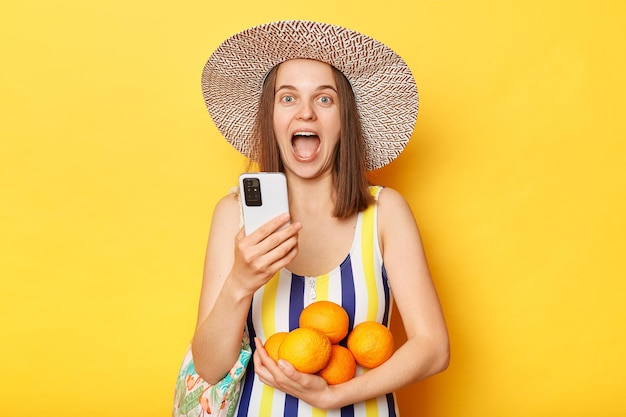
[{"xmin": 292, "ymin": 136, "xmax": 320, "ymax": 158}]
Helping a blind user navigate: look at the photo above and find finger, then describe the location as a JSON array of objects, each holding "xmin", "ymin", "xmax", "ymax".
[
  {"xmin": 240, "ymin": 215, "xmax": 292, "ymax": 259},
  {"xmin": 255, "ymin": 338, "xmax": 280, "ymax": 369},
  {"xmin": 277, "ymin": 359, "xmax": 297, "ymax": 379},
  {"xmin": 272, "ymin": 359, "xmax": 322, "ymax": 396},
  {"xmin": 252, "ymin": 350, "xmax": 272, "ymax": 384},
  {"xmin": 251, "ymin": 213, "xmax": 291, "ymax": 241},
  {"xmin": 263, "ymin": 221, "xmax": 301, "ymax": 256},
  {"xmin": 267, "ymin": 239, "xmax": 299, "ymax": 272},
  {"xmin": 273, "ymin": 221, "xmax": 302, "ymax": 241},
  {"xmin": 254, "ymin": 337, "xmax": 268, "ymax": 357},
  {"xmin": 253, "ymin": 341, "xmax": 283, "ymax": 387},
  {"xmin": 235, "ymin": 226, "xmax": 246, "ymax": 242},
  {"xmin": 254, "ymin": 223, "xmax": 301, "ymax": 270}
]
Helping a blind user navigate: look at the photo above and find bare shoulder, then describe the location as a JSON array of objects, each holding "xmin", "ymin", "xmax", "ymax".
[
  {"xmin": 212, "ymin": 190, "xmax": 241, "ymax": 223},
  {"xmin": 376, "ymin": 187, "xmax": 421, "ymax": 253},
  {"xmin": 377, "ymin": 187, "xmax": 415, "ymax": 222},
  {"xmin": 206, "ymin": 190, "xmax": 242, "ymax": 244}
]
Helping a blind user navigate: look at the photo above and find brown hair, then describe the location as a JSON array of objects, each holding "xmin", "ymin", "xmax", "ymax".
[{"xmin": 250, "ymin": 63, "xmax": 373, "ymax": 218}]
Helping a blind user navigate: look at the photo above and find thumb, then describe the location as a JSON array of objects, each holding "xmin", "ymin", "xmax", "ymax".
[
  {"xmin": 277, "ymin": 359, "xmax": 297, "ymax": 378},
  {"xmin": 235, "ymin": 226, "xmax": 246, "ymax": 242}
]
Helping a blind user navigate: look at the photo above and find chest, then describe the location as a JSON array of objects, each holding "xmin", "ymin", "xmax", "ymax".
[{"xmin": 287, "ymin": 214, "xmax": 358, "ymax": 277}]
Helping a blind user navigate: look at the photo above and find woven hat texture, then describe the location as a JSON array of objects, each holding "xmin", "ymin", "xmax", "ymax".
[{"xmin": 202, "ymin": 20, "xmax": 418, "ymax": 171}]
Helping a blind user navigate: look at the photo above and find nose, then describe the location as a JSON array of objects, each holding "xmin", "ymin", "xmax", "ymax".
[{"xmin": 296, "ymin": 101, "xmax": 316, "ymax": 120}]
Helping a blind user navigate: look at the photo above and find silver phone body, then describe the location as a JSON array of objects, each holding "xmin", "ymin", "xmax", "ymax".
[{"xmin": 239, "ymin": 172, "xmax": 290, "ymax": 235}]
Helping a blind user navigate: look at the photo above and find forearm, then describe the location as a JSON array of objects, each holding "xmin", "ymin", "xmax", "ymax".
[
  {"xmin": 323, "ymin": 336, "xmax": 449, "ymax": 409},
  {"xmin": 191, "ymin": 276, "xmax": 252, "ymax": 384}
]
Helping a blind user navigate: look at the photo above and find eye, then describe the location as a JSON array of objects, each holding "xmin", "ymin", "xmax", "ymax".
[
  {"xmin": 318, "ymin": 96, "xmax": 333, "ymax": 105},
  {"xmin": 280, "ymin": 95, "xmax": 295, "ymax": 103}
]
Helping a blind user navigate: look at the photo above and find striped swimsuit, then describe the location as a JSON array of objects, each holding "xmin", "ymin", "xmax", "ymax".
[{"xmin": 235, "ymin": 186, "xmax": 399, "ymax": 417}]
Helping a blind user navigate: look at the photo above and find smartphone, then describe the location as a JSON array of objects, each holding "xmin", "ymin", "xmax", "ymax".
[{"xmin": 239, "ymin": 172, "xmax": 290, "ymax": 235}]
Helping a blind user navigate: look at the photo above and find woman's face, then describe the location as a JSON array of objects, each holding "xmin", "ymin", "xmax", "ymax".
[{"xmin": 273, "ymin": 59, "xmax": 341, "ymax": 180}]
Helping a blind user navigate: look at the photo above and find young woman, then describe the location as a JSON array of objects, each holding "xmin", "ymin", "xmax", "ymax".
[{"xmin": 176, "ymin": 20, "xmax": 449, "ymax": 416}]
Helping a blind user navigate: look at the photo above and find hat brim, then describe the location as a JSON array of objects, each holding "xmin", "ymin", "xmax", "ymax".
[{"xmin": 202, "ymin": 20, "xmax": 418, "ymax": 171}]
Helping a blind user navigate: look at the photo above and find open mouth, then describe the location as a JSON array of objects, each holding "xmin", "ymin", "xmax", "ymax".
[{"xmin": 291, "ymin": 131, "xmax": 320, "ymax": 159}]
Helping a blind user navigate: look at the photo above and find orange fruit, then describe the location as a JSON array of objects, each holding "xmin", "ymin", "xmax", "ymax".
[
  {"xmin": 264, "ymin": 332, "xmax": 288, "ymax": 362},
  {"xmin": 299, "ymin": 300, "xmax": 349, "ymax": 344},
  {"xmin": 278, "ymin": 327, "xmax": 332, "ymax": 373},
  {"xmin": 347, "ymin": 321, "xmax": 395, "ymax": 368},
  {"xmin": 317, "ymin": 345, "xmax": 357, "ymax": 385}
]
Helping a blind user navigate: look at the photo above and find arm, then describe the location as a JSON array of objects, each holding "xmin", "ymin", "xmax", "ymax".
[
  {"xmin": 252, "ymin": 187, "xmax": 449, "ymax": 408},
  {"xmin": 191, "ymin": 193, "xmax": 301, "ymax": 384}
]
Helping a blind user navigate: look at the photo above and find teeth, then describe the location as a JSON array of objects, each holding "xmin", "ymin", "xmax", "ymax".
[{"xmin": 293, "ymin": 131, "xmax": 316, "ymax": 137}]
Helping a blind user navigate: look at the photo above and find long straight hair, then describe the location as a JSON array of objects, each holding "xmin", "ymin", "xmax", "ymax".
[{"xmin": 250, "ymin": 63, "xmax": 373, "ymax": 218}]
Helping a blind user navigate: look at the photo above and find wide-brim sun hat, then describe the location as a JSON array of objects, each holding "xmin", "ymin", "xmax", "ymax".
[{"xmin": 202, "ymin": 20, "xmax": 418, "ymax": 171}]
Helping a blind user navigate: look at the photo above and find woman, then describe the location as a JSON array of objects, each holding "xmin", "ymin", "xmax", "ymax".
[{"xmin": 179, "ymin": 20, "xmax": 449, "ymax": 416}]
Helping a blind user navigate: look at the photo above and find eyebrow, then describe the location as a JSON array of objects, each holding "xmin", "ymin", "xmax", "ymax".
[{"xmin": 275, "ymin": 84, "xmax": 338, "ymax": 93}]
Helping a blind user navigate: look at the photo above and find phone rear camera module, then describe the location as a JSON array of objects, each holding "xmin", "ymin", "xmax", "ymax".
[{"xmin": 243, "ymin": 178, "xmax": 262, "ymax": 207}]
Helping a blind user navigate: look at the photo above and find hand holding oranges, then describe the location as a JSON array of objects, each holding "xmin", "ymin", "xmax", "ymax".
[{"xmin": 263, "ymin": 301, "xmax": 395, "ymax": 385}]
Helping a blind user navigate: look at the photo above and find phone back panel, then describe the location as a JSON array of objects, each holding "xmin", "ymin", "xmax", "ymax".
[{"xmin": 239, "ymin": 173, "xmax": 290, "ymax": 235}]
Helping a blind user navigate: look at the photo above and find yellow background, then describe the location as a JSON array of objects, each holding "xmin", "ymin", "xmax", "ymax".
[{"xmin": 2, "ymin": 0, "xmax": 625, "ymax": 415}]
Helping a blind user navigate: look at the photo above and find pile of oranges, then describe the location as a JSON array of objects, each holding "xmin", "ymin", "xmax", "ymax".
[{"xmin": 263, "ymin": 301, "xmax": 395, "ymax": 385}]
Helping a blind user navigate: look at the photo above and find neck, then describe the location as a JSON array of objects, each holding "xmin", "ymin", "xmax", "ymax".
[{"xmin": 285, "ymin": 171, "xmax": 336, "ymax": 218}]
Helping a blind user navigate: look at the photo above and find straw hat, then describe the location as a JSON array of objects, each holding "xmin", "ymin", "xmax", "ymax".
[{"xmin": 201, "ymin": 20, "xmax": 418, "ymax": 171}]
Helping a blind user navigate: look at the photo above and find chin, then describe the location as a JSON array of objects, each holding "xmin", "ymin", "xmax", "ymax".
[{"xmin": 287, "ymin": 164, "xmax": 333, "ymax": 180}]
